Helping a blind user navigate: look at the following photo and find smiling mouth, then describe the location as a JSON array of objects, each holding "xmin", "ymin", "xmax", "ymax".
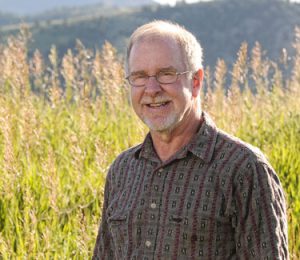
[{"xmin": 146, "ymin": 101, "xmax": 170, "ymax": 108}]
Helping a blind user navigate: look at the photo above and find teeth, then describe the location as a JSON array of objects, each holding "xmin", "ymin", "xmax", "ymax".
[
  {"xmin": 149, "ymin": 102, "xmax": 166, "ymax": 107},
  {"xmin": 150, "ymin": 103, "xmax": 163, "ymax": 107}
]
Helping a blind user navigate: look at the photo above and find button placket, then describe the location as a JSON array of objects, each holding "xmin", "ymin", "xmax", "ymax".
[
  {"xmin": 150, "ymin": 203, "xmax": 157, "ymax": 209},
  {"xmin": 157, "ymin": 167, "xmax": 163, "ymax": 177},
  {"xmin": 145, "ymin": 240, "xmax": 152, "ymax": 248}
]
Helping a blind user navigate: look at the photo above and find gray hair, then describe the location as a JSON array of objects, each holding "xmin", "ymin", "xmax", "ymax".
[{"xmin": 125, "ymin": 20, "xmax": 203, "ymax": 74}]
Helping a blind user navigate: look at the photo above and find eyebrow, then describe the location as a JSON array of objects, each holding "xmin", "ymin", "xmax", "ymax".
[
  {"xmin": 130, "ymin": 70, "xmax": 147, "ymax": 76},
  {"xmin": 159, "ymin": 66, "xmax": 177, "ymax": 72}
]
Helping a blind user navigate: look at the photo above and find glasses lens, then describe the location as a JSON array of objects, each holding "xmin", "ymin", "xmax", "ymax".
[
  {"xmin": 127, "ymin": 70, "xmax": 183, "ymax": 86},
  {"xmin": 157, "ymin": 71, "xmax": 177, "ymax": 84},
  {"xmin": 129, "ymin": 75, "xmax": 146, "ymax": 86}
]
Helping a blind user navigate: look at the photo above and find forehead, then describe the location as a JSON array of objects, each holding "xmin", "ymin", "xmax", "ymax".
[{"xmin": 128, "ymin": 36, "xmax": 185, "ymax": 73}]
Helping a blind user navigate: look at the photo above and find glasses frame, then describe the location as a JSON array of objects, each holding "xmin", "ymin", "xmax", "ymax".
[{"xmin": 126, "ymin": 70, "xmax": 191, "ymax": 87}]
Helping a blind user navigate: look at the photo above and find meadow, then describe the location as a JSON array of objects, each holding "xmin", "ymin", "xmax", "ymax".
[{"xmin": 0, "ymin": 27, "xmax": 299, "ymax": 259}]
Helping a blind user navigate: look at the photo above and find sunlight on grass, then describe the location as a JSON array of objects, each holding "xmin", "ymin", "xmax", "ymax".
[{"xmin": 0, "ymin": 27, "xmax": 299, "ymax": 258}]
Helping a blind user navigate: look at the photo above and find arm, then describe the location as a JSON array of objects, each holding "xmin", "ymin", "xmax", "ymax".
[
  {"xmin": 233, "ymin": 159, "xmax": 289, "ymax": 259},
  {"xmin": 92, "ymin": 176, "xmax": 115, "ymax": 260}
]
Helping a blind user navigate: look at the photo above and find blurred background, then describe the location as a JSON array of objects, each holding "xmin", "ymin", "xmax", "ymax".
[
  {"xmin": 0, "ymin": 0, "xmax": 299, "ymax": 259},
  {"xmin": 0, "ymin": 0, "xmax": 300, "ymax": 68}
]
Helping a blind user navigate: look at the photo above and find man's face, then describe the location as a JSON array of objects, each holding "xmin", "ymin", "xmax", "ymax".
[{"xmin": 128, "ymin": 37, "xmax": 196, "ymax": 133}]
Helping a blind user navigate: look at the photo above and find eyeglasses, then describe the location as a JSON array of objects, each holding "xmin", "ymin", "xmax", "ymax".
[{"xmin": 126, "ymin": 70, "xmax": 191, "ymax": 87}]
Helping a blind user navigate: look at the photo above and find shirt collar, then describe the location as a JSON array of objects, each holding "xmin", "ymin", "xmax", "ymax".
[
  {"xmin": 186, "ymin": 112, "xmax": 218, "ymax": 163},
  {"xmin": 134, "ymin": 112, "xmax": 218, "ymax": 164}
]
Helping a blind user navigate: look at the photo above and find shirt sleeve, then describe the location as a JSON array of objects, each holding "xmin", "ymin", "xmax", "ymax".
[
  {"xmin": 232, "ymin": 159, "xmax": 289, "ymax": 259},
  {"xmin": 92, "ymin": 176, "xmax": 116, "ymax": 260}
]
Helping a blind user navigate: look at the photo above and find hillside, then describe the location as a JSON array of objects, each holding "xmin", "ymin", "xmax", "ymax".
[
  {"xmin": 0, "ymin": 8, "xmax": 299, "ymax": 257},
  {"xmin": 0, "ymin": 11, "xmax": 21, "ymax": 26},
  {"xmin": 1, "ymin": 0, "xmax": 300, "ymax": 69},
  {"xmin": 0, "ymin": 0, "xmax": 154, "ymax": 15}
]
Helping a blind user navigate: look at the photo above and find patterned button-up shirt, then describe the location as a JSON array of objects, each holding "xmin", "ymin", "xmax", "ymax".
[{"xmin": 93, "ymin": 113, "xmax": 289, "ymax": 260}]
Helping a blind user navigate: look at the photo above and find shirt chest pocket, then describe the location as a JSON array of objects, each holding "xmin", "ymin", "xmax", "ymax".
[
  {"xmin": 167, "ymin": 212, "xmax": 235, "ymax": 259},
  {"xmin": 168, "ymin": 214, "xmax": 209, "ymax": 241}
]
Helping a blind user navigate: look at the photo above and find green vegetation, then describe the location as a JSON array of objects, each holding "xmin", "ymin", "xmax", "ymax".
[{"xmin": 0, "ymin": 28, "xmax": 299, "ymax": 258}]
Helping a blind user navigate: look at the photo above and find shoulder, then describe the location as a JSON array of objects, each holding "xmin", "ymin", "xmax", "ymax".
[
  {"xmin": 216, "ymin": 128, "xmax": 268, "ymax": 165},
  {"xmin": 215, "ymin": 129, "xmax": 283, "ymax": 196},
  {"xmin": 213, "ymin": 128, "xmax": 279, "ymax": 189},
  {"xmin": 106, "ymin": 143, "xmax": 143, "ymax": 181},
  {"xmin": 113, "ymin": 143, "xmax": 142, "ymax": 166},
  {"xmin": 201, "ymin": 113, "xmax": 267, "ymax": 166}
]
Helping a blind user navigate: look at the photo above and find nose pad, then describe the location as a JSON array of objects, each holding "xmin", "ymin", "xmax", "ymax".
[
  {"xmin": 144, "ymin": 76, "xmax": 162, "ymax": 94},
  {"xmin": 147, "ymin": 75, "xmax": 159, "ymax": 85}
]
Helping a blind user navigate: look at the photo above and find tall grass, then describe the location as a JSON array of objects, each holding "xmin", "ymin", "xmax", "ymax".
[{"xmin": 0, "ymin": 27, "xmax": 299, "ymax": 259}]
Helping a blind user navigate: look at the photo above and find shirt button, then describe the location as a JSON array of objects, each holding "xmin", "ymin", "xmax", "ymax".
[
  {"xmin": 150, "ymin": 203, "xmax": 157, "ymax": 209},
  {"xmin": 145, "ymin": 240, "xmax": 152, "ymax": 247},
  {"xmin": 158, "ymin": 168, "xmax": 163, "ymax": 173}
]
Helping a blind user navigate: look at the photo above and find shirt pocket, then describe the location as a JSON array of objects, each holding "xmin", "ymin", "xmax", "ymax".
[
  {"xmin": 168, "ymin": 213, "xmax": 207, "ymax": 239},
  {"xmin": 167, "ymin": 214, "xmax": 213, "ymax": 258},
  {"xmin": 107, "ymin": 213, "xmax": 128, "ymax": 259}
]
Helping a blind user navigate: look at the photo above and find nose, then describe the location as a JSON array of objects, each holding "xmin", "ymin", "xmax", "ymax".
[{"xmin": 144, "ymin": 76, "xmax": 162, "ymax": 96}]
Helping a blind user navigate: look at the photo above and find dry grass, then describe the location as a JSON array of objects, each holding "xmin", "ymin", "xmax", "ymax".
[{"xmin": 0, "ymin": 26, "xmax": 299, "ymax": 258}]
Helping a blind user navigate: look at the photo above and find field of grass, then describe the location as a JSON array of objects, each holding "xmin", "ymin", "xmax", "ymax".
[{"xmin": 0, "ymin": 28, "xmax": 299, "ymax": 259}]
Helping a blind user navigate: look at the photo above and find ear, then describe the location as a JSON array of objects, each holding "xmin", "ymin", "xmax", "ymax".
[{"xmin": 192, "ymin": 69, "xmax": 204, "ymax": 97}]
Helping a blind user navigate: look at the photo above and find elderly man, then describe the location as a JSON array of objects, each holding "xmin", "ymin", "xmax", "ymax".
[{"xmin": 93, "ymin": 20, "xmax": 289, "ymax": 259}]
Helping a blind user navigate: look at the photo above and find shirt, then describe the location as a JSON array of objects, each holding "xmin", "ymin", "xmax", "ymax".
[{"xmin": 92, "ymin": 112, "xmax": 289, "ymax": 260}]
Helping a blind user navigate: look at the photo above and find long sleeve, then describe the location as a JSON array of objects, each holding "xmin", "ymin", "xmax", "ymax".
[
  {"xmin": 233, "ymin": 159, "xmax": 289, "ymax": 259},
  {"xmin": 92, "ymin": 177, "xmax": 115, "ymax": 260}
]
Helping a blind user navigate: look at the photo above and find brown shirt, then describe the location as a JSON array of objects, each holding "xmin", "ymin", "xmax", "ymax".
[{"xmin": 93, "ymin": 113, "xmax": 289, "ymax": 260}]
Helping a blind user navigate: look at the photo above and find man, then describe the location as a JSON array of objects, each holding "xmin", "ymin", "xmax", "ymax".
[{"xmin": 93, "ymin": 20, "xmax": 289, "ymax": 259}]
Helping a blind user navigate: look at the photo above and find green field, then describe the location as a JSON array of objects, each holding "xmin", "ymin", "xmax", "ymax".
[{"xmin": 0, "ymin": 29, "xmax": 299, "ymax": 259}]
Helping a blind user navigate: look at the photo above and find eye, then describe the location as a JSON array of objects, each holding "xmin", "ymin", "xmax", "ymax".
[
  {"xmin": 131, "ymin": 74, "xmax": 147, "ymax": 80},
  {"xmin": 158, "ymin": 70, "xmax": 177, "ymax": 83},
  {"xmin": 128, "ymin": 73, "xmax": 148, "ymax": 86},
  {"xmin": 159, "ymin": 70, "xmax": 176, "ymax": 76}
]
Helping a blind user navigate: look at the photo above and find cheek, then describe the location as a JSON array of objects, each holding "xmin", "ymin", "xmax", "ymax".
[
  {"xmin": 183, "ymin": 83, "xmax": 194, "ymax": 97},
  {"xmin": 173, "ymin": 86, "xmax": 192, "ymax": 104}
]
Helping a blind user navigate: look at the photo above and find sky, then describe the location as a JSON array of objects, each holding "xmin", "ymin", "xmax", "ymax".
[
  {"xmin": 155, "ymin": 0, "xmax": 300, "ymax": 5},
  {"xmin": 0, "ymin": 0, "xmax": 299, "ymax": 15},
  {"xmin": 155, "ymin": 0, "xmax": 210, "ymax": 5}
]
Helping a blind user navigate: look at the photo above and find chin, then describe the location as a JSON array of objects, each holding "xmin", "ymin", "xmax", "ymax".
[{"xmin": 143, "ymin": 115, "xmax": 178, "ymax": 133}]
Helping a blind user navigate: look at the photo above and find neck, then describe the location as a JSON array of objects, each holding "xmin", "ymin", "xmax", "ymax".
[{"xmin": 151, "ymin": 108, "xmax": 202, "ymax": 162}]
